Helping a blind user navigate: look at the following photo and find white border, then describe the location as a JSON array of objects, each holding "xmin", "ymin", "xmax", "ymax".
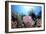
[{"xmin": 8, "ymin": 2, "xmax": 44, "ymax": 32}]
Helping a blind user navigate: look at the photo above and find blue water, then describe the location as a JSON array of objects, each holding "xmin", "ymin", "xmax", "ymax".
[{"xmin": 11, "ymin": 5, "xmax": 41, "ymax": 16}]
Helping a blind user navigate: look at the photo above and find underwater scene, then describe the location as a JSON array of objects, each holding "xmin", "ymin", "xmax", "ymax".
[{"xmin": 11, "ymin": 5, "xmax": 42, "ymax": 28}]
